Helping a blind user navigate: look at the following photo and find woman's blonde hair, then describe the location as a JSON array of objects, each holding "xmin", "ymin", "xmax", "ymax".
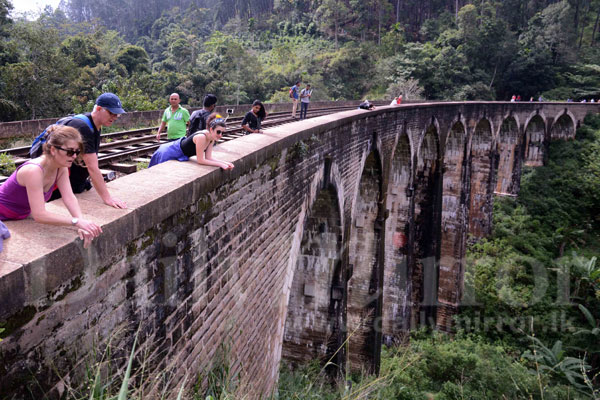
[{"xmin": 42, "ymin": 125, "xmax": 84, "ymax": 158}]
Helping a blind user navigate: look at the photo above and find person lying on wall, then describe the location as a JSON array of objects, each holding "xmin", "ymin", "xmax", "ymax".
[
  {"xmin": 359, "ymin": 100, "xmax": 376, "ymax": 110},
  {"xmin": 0, "ymin": 126, "xmax": 102, "ymax": 249},
  {"xmin": 148, "ymin": 113, "xmax": 235, "ymax": 170}
]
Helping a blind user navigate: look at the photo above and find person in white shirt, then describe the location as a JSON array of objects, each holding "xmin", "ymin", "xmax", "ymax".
[
  {"xmin": 300, "ymin": 84, "xmax": 312, "ymax": 120},
  {"xmin": 389, "ymin": 94, "xmax": 402, "ymax": 106}
]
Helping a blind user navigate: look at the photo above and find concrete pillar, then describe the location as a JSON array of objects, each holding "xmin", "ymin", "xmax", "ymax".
[
  {"xmin": 437, "ymin": 121, "xmax": 467, "ymax": 331},
  {"xmin": 524, "ymin": 115, "xmax": 546, "ymax": 167},
  {"xmin": 282, "ymin": 187, "xmax": 343, "ymax": 366},
  {"xmin": 347, "ymin": 151, "xmax": 383, "ymax": 374},
  {"xmin": 468, "ymin": 119, "xmax": 494, "ymax": 239},
  {"xmin": 495, "ymin": 117, "xmax": 519, "ymax": 195},
  {"xmin": 382, "ymin": 133, "xmax": 412, "ymax": 342},
  {"xmin": 412, "ymin": 125, "xmax": 442, "ymax": 328}
]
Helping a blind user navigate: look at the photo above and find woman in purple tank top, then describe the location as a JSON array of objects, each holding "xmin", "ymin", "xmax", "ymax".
[{"xmin": 0, "ymin": 125, "xmax": 102, "ymax": 248}]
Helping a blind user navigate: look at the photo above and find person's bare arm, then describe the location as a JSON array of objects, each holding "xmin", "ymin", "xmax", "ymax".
[
  {"xmin": 156, "ymin": 121, "xmax": 167, "ymax": 141},
  {"xmin": 242, "ymin": 123, "xmax": 256, "ymax": 134},
  {"xmin": 195, "ymin": 135, "xmax": 234, "ymax": 169},
  {"xmin": 20, "ymin": 166, "xmax": 102, "ymax": 246}
]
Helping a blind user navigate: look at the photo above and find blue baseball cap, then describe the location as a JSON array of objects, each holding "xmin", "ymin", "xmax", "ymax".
[{"xmin": 95, "ymin": 93, "xmax": 126, "ymax": 114}]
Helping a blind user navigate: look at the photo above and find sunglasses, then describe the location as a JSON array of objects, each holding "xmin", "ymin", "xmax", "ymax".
[
  {"xmin": 54, "ymin": 146, "xmax": 81, "ymax": 157},
  {"xmin": 215, "ymin": 129, "xmax": 225, "ymax": 135}
]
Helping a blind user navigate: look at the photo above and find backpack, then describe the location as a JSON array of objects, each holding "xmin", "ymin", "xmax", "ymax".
[
  {"xmin": 30, "ymin": 114, "xmax": 93, "ymax": 158},
  {"xmin": 289, "ymin": 87, "xmax": 294, "ymax": 98},
  {"xmin": 187, "ymin": 109, "xmax": 210, "ymax": 136}
]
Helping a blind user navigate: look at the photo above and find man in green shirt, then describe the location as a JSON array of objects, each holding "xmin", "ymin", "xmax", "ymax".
[{"xmin": 156, "ymin": 93, "xmax": 190, "ymax": 141}]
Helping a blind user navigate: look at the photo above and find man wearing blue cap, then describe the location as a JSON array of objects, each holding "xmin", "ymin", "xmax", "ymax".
[{"xmin": 61, "ymin": 93, "xmax": 127, "ymax": 209}]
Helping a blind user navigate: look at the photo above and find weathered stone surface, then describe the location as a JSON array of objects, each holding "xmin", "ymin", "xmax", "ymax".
[{"xmin": 0, "ymin": 102, "xmax": 597, "ymax": 399}]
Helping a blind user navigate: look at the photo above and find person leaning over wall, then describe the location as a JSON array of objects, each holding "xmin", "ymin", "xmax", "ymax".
[
  {"xmin": 0, "ymin": 125, "xmax": 102, "ymax": 248},
  {"xmin": 149, "ymin": 113, "xmax": 235, "ymax": 170},
  {"xmin": 49, "ymin": 92, "xmax": 127, "ymax": 209}
]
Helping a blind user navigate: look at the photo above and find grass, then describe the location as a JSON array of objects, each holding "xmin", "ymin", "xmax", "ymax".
[
  {"xmin": 0, "ymin": 153, "xmax": 16, "ymax": 176},
  {"xmin": 0, "ymin": 136, "xmax": 34, "ymax": 150}
]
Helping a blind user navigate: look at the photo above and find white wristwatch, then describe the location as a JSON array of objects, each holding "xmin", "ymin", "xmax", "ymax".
[{"xmin": 71, "ymin": 217, "xmax": 78, "ymax": 226}]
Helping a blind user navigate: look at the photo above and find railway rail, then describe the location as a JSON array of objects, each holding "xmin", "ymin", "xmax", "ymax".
[{"xmin": 0, "ymin": 103, "xmax": 367, "ymax": 183}]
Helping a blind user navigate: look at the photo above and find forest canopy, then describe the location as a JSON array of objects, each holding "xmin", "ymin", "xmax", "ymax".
[{"xmin": 2, "ymin": 0, "xmax": 600, "ymax": 120}]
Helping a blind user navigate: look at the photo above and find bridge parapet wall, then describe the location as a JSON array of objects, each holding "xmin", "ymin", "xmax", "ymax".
[
  {"xmin": 0, "ymin": 101, "xmax": 362, "ymax": 140},
  {"xmin": 0, "ymin": 102, "xmax": 597, "ymax": 397}
]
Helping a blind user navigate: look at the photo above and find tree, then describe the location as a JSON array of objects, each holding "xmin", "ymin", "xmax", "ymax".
[
  {"xmin": 314, "ymin": 0, "xmax": 350, "ymax": 47},
  {"xmin": 61, "ymin": 34, "xmax": 101, "ymax": 67},
  {"xmin": 116, "ymin": 44, "xmax": 149, "ymax": 75},
  {"xmin": 0, "ymin": 0, "xmax": 12, "ymax": 33},
  {"xmin": 385, "ymin": 77, "xmax": 424, "ymax": 100},
  {"xmin": 1, "ymin": 20, "xmax": 75, "ymax": 119}
]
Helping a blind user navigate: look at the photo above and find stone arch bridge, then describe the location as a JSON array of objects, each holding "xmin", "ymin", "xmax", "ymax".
[{"xmin": 0, "ymin": 101, "xmax": 597, "ymax": 398}]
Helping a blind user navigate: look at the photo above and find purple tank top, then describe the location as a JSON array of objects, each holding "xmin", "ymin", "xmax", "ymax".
[{"xmin": 0, "ymin": 162, "xmax": 58, "ymax": 220}]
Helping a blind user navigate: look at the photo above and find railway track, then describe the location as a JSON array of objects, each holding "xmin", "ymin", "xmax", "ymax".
[{"xmin": 0, "ymin": 104, "xmax": 363, "ymax": 183}]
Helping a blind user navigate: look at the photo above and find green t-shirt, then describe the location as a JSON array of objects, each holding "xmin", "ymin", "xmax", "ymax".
[{"xmin": 162, "ymin": 106, "xmax": 190, "ymax": 139}]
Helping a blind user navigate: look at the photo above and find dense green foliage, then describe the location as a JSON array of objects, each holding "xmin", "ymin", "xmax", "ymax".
[
  {"xmin": 460, "ymin": 113, "xmax": 600, "ymax": 346},
  {"xmin": 278, "ymin": 334, "xmax": 585, "ymax": 399},
  {"xmin": 2, "ymin": 0, "xmax": 600, "ymax": 120}
]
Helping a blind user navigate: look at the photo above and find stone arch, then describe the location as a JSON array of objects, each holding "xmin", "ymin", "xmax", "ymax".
[
  {"xmin": 495, "ymin": 116, "xmax": 519, "ymax": 195},
  {"xmin": 550, "ymin": 111, "xmax": 576, "ymax": 140},
  {"xmin": 495, "ymin": 112, "xmax": 520, "ymax": 140},
  {"xmin": 382, "ymin": 130, "xmax": 412, "ymax": 342},
  {"xmin": 437, "ymin": 120, "xmax": 467, "ymax": 330},
  {"xmin": 524, "ymin": 114, "xmax": 546, "ymax": 167},
  {"xmin": 412, "ymin": 122, "xmax": 442, "ymax": 327},
  {"xmin": 468, "ymin": 118, "xmax": 494, "ymax": 238},
  {"xmin": 347, "ymin": 149, "xmax": 384, "ymax": 373},
  {"xmin": 282, "ymin": 162, "xmax": 344, "ymax": 369}
]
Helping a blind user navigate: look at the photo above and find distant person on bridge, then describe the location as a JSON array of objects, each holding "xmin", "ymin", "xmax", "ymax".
[
  {"xmin": 156, "ymin": 93, "xmax": 190, "ymax": 142},
  {"xmin": 290, "ymin": 80, "xmax": 301, "ymax": 118},
  {"xmin": 188, "ymin": 94, "xmax": 217, "ymax": 136},
  {"xmin": 0, "ymin": 125, "xmax": 102, "ymax": 248},
  {"xmin": 242, "ymin": 100, "xmax": 267, "ymax": 134},
  {"xmin": 359, "ymin": 100, "xmax": 376, "ymax": 110},
  {"xmin": 49, "ymin": 92, "xmax": 127, "ymax": 209},
  {"xmin": 299, "ymin": 84, "xmax": 312, "ymax": 119},
  {"xmin": 389, "ymin": 95, "xmax": 402, "ymax": 106},
  {"xmin": 149, "ymin": 113, "xmax": 234, "ymax": 170}
]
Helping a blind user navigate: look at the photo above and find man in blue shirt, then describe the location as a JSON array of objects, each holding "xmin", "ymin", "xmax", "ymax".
[{"xmin": 290, "ymin": 80, "xmax": 301, "ymax": 119}]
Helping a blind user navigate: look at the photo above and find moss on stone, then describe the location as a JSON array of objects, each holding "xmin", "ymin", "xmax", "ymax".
[
  {"xmin": 197, "ymin": 196, "xmax": 213, "ymax": 214},
  {"xmin": 51, "ymin": 275, "xmax": 83, "ymax": 302},
  {"xmin": 0, "ymin": 305, "xmax": 37, "ymax": 337},
  {"xmin": 126, "ymin": 241, "xmax": 139, "ymax": 257},
  {"xmin": 140, "ymin": 229, "xmax": 156, "ymax": 251}
]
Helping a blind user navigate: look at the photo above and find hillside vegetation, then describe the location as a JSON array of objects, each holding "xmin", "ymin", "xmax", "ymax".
[{"xmin": 2, "ymin": 0, "xmax": 600, "ymax": 120}]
